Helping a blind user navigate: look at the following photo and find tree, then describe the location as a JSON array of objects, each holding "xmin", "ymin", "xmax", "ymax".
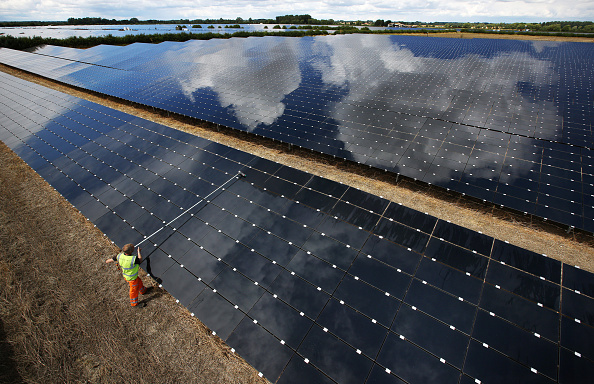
[{"xmin": 276, "ymin": 14, "xmax": 312, "ymax": 24}]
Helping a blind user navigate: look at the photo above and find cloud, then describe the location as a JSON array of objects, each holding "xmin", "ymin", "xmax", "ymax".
[
  {"xmin": 0, "ymin": 31, "xmax": 576, "ymax": 207},
  {"xmin": 309, "ymin": 35, "xmax": 559, "ymax": 182},
  {"xmin": 99, "ymin": 33, "xmax": 562, "ymax": 185},
  {"xmin": 174, "ymin": 37, "xmax": 302, "ymax": 130},
  {"xmin": 1, "ymin": 0, "xmax": 594, "ymax": 21}
]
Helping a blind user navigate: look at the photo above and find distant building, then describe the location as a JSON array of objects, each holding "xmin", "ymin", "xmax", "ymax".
[{"xmin": 387, "ymin": 23, "xmax": 421, "ymax": 28}]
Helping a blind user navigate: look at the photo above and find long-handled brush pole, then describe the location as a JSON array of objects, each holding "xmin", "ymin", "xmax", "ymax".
[{"xmin": 135, "ymin": 170, "xmax": 246, "ymax": 248}]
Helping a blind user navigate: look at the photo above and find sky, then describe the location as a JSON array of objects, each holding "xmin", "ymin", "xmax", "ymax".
[{"xmin": 1, "ymin": 0, "xmax": 593, "ymax": 23}]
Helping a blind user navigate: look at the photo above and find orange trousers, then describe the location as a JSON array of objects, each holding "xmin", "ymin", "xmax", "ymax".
[{"xmin": 128, "ymin": 277, "xmax": 147, "ymax": 306}]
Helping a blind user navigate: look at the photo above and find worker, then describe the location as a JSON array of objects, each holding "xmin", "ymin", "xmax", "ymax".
[{"xmin": 106, "ymin": 243, "xmax": 151, "ymax": 307}]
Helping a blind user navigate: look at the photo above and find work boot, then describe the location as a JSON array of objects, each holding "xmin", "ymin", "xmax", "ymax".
[{"xmin": 142, "ymin": 286, "xmax": 154, "ymax": 295}]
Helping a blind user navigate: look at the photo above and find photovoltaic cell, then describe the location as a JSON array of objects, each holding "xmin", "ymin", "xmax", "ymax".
[
  {"xmin": 0, "ymin": 34, "xmax": 592, "ymax": 232},
  {"xmin": 1, "ymin": 71, "xmax": 593, "ymax": 384}
]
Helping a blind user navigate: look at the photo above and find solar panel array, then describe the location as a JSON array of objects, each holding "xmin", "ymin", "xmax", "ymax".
[
  {"xmin": 0, "ymin": 35, "xmax": 592, "ymax": 232},
  {"xmin": 2, "ymin": 71, "xmax": 594, "ymax": 384}
]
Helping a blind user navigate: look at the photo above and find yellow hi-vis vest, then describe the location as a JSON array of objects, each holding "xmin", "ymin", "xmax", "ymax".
[{"xmin": 117, "ymin": 252, "xmax": 139, "ymax": 281}]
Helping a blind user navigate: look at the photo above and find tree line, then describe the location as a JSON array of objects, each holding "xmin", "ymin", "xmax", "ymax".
[
  {"xmin": 0, "ymin": 15, "xmax": 333, "ymax": 27},
  {"xmin": 443, "ymin": 21, "xmax": 594, "ymax": 32},
  {"xmin": 1, "ymin": 17, "xmax": 593, "ymax": 33},
  {"xmin": 0, "ymin": 28, "xmax": 458, "ymax": 51}
]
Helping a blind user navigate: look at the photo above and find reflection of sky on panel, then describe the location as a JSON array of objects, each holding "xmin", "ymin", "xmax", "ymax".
[
  {"xmin": 530, "ymin": 40, "xmax": 563, "ymax": 53},
  {"xmin": 0, "ymin": 35, "xmax": 592, "ymax": 229},
  {"xmin": 3, "ymin": 72, "xmax": 594, "ymax": 383},
  {"xmin": 12, "ymin": 36, "xmax": 570, "ymax": 152},
  {"xmin": 308, "ymin": 35, "xmax": 560, "ymax": 181},
  {"xmin": 1, "ymin": 90, "xmax": 72, "ymax": 140},
  {"xmin": 174, "ymin": 37, "xmax": 302, "ymax": 130},
  {"xmin": 1, "ymin": 24, "xmax": 425, "ymax": 39},
  {"xmin": 0, "ymin": 24, "xmax": 286, "ymax": 39}
]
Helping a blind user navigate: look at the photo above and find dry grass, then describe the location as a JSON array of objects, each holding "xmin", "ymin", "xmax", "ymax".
[{"xmin": 0, "ymin": 142, "xmax": 269, "ymax": 383}]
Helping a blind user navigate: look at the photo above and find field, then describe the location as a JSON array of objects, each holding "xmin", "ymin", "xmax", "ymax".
[{"xmin": 1, "ymin": 32, "xmax": 594, "ymax": 382}]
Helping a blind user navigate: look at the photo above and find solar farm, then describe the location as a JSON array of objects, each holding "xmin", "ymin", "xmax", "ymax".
[{"xmin": 1, "ymin": 34, "xmax": 593, "ymax": 383}]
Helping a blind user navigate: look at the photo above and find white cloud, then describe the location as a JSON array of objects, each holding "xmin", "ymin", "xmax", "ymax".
[
  {"xmin": 1, "ymin": 0, "xmax": 594, "ymax": 21},
  {"xmin": 0, "ymin": 32, "xmax": 572, "ymax": 189},
  {"xmin": 174, "ymin": 37, "xmax": 302, "ymax": 130},
  {"xmin": 309, "ymin": 35, "xmax": 559, "ymax": 181}
]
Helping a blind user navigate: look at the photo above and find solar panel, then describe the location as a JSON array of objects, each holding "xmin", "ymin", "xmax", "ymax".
[
  {"xmin": 1, "ymin": 35, "xmax": 593, "ymax": 232},
  {"xmin": 1, "ymin": 63, "xmax": 594, "ymax": 384}
]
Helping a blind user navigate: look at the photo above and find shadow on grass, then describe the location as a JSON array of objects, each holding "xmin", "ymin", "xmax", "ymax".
[{"xmin": 0, "ymin": 317, "xmax": 23, "ymax": 383}]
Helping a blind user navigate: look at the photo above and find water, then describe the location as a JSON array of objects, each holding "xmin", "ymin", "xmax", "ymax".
[{"xmin": 0, "ymin": 23, "xmax": 432, "ymax": 39}]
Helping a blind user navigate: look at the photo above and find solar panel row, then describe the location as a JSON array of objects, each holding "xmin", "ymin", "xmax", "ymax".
[
  {"xmin": 1, "ymin": 71, "xmax": 593, "ymax": 383},
  {"xmin": 0, "ymin": 35, "xmax": 592, "ymax": 232}
]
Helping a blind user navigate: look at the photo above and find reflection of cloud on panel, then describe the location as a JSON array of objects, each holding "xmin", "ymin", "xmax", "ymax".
[
  {"xmin": 312, "ymin": 34, "xmax": 422, "ymax": 89},
  {"xmin": 175, "ymin": 38, "xmax": 302, "ymax": 131},
  {"xmin": 311, "ymin": 35, "xmax": 559, "ymax": 183},
  {"xmin": 531, "ymin": 40, "xmax": 563, "ymax": 54},
  {"xmin": 15, "ymin": 97, "xmax": 71, "ymax": 135}
]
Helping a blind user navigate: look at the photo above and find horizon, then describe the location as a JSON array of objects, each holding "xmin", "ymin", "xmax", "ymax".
[
  {"xmin": 1, "ymin": 0, "xmax": 593, "ymax": 24},
  {"xmin": 1, "ymin": 17, "xmax": 593, "ymax": 24}
]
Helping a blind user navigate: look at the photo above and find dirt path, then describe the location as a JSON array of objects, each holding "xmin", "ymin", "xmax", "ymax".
[{"xmin": 0, "ymin": 141, "xmax": 268, "ymax": 383}]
